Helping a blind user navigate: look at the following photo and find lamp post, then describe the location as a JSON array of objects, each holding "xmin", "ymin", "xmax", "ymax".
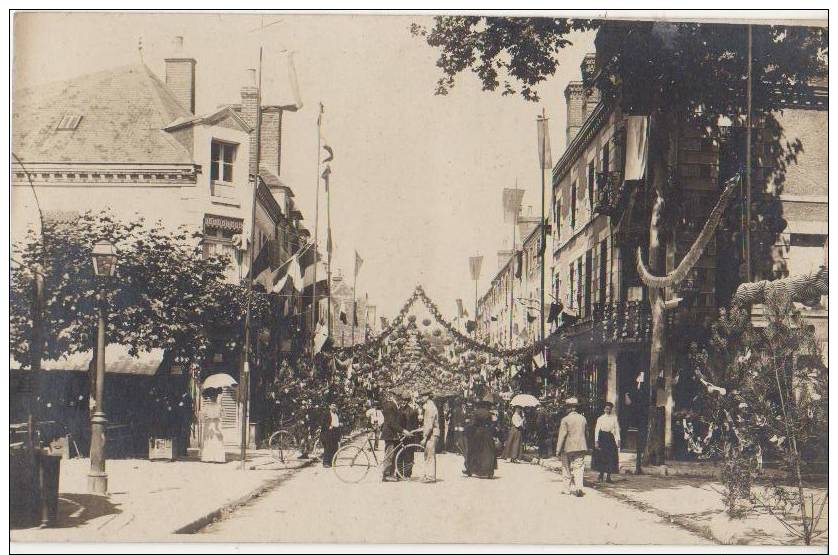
[{"xmin": 89, "ymin": 239, "xmax": 117, "ymax": 495}]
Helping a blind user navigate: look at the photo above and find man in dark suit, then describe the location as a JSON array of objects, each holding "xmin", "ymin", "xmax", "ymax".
[
  {"xmin": 320, "ymin": 403, "xmax": 342, "ymax": 468},
  {"xmin": 381, "ymin": 390, "xmax": 407, "ymax": 482},
  {"xmin": 398, "ymin": 392, "xmax": 420, "ymax": 478}
]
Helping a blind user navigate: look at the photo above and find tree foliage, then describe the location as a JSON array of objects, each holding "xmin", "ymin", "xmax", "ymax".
[{"xmin": 10, "ymin": 211, "xmax": 274, "ymax": 371}]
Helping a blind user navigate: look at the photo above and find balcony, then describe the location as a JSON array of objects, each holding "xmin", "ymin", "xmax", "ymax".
[
  {"xmin": 563, "ymin": 301, "xmax": 652, "ymax": 344},
  {"xmin": 594, "ymin": 171, "xmax": 626, "ymax": 217}
]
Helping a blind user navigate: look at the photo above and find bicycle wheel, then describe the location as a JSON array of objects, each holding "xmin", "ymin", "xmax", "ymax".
[
  {"xmin": 395, "ymin": 443, "xmax": 436, "ymax": 482},
  {"xmin": 268, "ymin": 430, "xmax": 296, "ymax": 464},
  {"xmin": 332, "ymin": 444, "xmax": 371, "ymax": 484}
]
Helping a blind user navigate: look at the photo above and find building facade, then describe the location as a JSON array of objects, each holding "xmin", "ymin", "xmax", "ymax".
[
  {"xmin": 544, "ymin": 53, "xmax": 828, "ymax": 459},
  {"xmin": 11, "ymin": 37, "xmax": 316, "ymax": 450}
]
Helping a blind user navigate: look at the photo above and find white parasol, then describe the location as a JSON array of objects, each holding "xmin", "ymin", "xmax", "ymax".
[
  {"xmin": 201, "ymin": 373, "xmax": 237, "ymax": 390},
  {"xmin": 510, "ymin": 394, "xmax": 540, "ymax": 407}
]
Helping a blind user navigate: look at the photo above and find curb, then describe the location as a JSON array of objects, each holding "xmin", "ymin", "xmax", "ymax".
[
  {"xmin": 173, "ymin": 458, "xmax": 317, "ymax": 535},
  {"xmin": 593, "ymin": 485, "xmax": 721, "ymax": 545},
  {"xmin": 537, "ymin": 460, "xmax": 721, "ymax": 545}
]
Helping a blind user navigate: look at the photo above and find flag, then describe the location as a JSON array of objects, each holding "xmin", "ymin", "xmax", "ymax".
[
  {"xmin": 314, "ymin": 323, "xmax": 329, "ymax": 354},
  {"xmin": 624, "ymin": 115, "xmax": 649, "ymax": 181},
  {"xmin": 248, "ymin": 239, "xmax": 272, "ymax": 281},
  {"xmin": 537, "ymin": 110, "xmax": 552, "ymax": 170},
  {"xmin": 327, "ymin": 228, "xmax": 333, "ymax": 256},
  {"xmin": 456, "ymin": 299, "xmax": 464, "ymax": 318},
  {"xmin": 352, "ymin": 300, "xmax": 358, "ymax": 326},
  {"xmin": 502, "ymin": 188, "xmax": 525, "ymax": 224},
  {"xmin": 533, "ymin": 352, "xmax": 546, "ymax": 369},
  {"xmin": 339, "ymin": 301, "xmax": 348, "ymax": 324},
  {"xmin": 354, "ymin": 250, "xmax": 363, "ymax": 278},
  {"xmin": 287, "ymin": 254, "xmax": 302, "ymax": 291},
  {"xmin": 547, "ymin": 301, "xmax": 562, "ymax": 324},
  {"xmin": 515, "ymin": 251, "xmax": 523, "ymax": 279},
  {"xmin": 469, "ymin": 256, "xmax": 483, "ymax": 281},
  {"xmin": 319, "ymin": 104, "xmax": 335, "ymax": 190}
]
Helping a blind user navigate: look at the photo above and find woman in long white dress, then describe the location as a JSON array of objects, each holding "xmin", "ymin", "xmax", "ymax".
[{"xmin": 201, "ymin": 389, "xmax": 226, "ymax": 463}]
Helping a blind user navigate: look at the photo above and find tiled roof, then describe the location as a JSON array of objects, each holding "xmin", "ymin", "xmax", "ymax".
[{"xmin": 12, "ymin": 64, "xmax": 194, "ymax": 165}]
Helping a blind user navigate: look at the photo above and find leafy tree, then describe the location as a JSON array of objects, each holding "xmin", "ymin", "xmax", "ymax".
[
  {"xmin": 413, "ymin": 16, "xmax": 826, "ymax": 463},
  {"xmin": 10, "ymin": 211, "xmax": 273, "ymax": 372}
]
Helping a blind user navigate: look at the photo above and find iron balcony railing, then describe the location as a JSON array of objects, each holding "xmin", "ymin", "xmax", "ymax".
[
  {"xmin": 593, "ymin": 171, "xmax": 627, "ymax": 216},
  {"xmin": 563, "ymin": 300, "xmax": 652, "ymax": 344}
]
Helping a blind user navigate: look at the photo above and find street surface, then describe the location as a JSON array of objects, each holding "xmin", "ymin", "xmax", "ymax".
[{"xmin": 200, "ymin": 448, "xmax": 708, "ymax": 544}]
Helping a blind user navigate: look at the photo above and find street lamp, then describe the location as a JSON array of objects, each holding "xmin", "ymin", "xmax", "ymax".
[{"xmin": 89, "ymin": 239, "xmax": 117, "ymax": 494}]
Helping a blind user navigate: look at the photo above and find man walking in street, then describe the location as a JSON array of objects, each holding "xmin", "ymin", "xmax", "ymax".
[
  {"xmin": 381, "ymin": 389, "xmax": 407, "ymax": 482},
  {"xmin": 556, "ymin": 397, "xmax": 588, "ymax": 497},
  {"xmin": 420, "ymin": 390, "xmax": 440, "ymax": 483}
]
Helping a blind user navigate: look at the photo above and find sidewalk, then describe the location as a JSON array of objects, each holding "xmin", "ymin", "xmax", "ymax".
[
  {"xmin": 539, "ymin": 456, "xmax": 828, "ymax": 546},
  {"xmin": 10, "ymin": 449, "xmax": 315, "ymax": 543}
]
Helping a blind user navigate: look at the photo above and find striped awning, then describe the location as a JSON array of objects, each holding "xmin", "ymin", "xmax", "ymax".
[{"xmin": 204, "ymin": 214, "xmax": 243, "ymax": 233}]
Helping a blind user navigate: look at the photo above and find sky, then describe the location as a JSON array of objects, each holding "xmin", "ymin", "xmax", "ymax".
[{"xmin": 13, "ymin": 12, "xmax": 596, "ymax": 321}]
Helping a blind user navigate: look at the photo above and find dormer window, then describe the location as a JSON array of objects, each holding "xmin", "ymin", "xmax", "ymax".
[
  {"xmin": 210, "ymin": 141, "xmax": 236, "ymax": 184},
  {"xmin": 56, "ymin": 114, "xmax": 82, "ymax": 131}
]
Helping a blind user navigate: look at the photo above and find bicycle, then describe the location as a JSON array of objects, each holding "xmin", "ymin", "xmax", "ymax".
[
  {"xmin": 331, "ymin": 428, "xmax": 436, "ymax": 484},
  {"xmin": 268, "ymin": 422, "xmax": 323, "ymax": 465}
]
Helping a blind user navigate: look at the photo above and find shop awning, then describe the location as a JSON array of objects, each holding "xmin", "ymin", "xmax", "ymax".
[{"xmin": 11, "ymin": 345, "xmax": 166, "ymax": 375}]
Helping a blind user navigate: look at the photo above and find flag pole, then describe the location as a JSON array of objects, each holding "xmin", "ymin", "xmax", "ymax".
[
  {"xmin": 241, "ymin": 46, "xmax": 263, "ymax": 470},
  {"xmin": 351, "ymin": 266, "xmax": 357, "ymax": 346},
  {"xmin": 539, "ymin": 109, "xmax": 547, "ymax": 345},
  {"xmin": 311, "ymin": 104, "xmax": 322, "ymax": 364},
  {"xmin": 327, "ymin": 175, "xmax": 333, "ymax": 340},
  {"xmin": 509, "ymin": 180, "xmax": 518, "ymax": 348}
]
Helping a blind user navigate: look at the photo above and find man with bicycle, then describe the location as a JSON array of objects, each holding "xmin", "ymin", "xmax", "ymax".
[{"xmin": 380, "ymin": 390, "xmax": 410, "ymax": 482}]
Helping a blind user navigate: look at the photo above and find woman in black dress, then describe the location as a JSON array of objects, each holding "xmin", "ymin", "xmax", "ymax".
[
  {"xmin": 463, "ymin": 400, "xmax": 497, "ymax": 478},
  {"xmin": 592, "ymin": 401, "xmax": 621, "ymax": 482}
]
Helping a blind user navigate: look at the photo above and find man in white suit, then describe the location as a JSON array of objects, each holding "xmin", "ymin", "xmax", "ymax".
[{"xmin": 556, "ymin": 397, "xmax": 588, "ymax": 497}]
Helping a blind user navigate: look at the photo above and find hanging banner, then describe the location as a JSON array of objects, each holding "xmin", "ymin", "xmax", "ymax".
[
  {"xmin": 624, "ymin": 115, "xmax": 649, "ymax": 181},
  {"xmin": 469, "ymin": 256, "xmax": 483, "ymax": 282}
]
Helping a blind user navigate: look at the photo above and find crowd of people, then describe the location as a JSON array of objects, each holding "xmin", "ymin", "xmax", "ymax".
[{"xmin": 320, "ymin": 389, "xmax": 626, "ymax": 495}]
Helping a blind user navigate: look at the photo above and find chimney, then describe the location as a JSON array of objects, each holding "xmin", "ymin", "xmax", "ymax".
[
  {"xmin": 564, "ymin": 81, "xmax": 585, "ymax": 145},
  {"xmin": 165, "ymin": 36, "xmax": 196, "ymax": 114},
  {"xmin": 580, "ymin": 52, "xmax": 601, "ymax": 116},
  {"xmin": 240, "ymin": 69, "xmax": 259, "ymax": 177},
  {"xmin": 259, "ymin": 108, "xmax": 283, "ymax": 178}
]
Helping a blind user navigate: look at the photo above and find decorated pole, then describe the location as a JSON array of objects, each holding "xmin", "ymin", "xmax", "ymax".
[
  {"xmin": 537, "ymin": 109, "xmax": 552, "ymax": 387},
  {"xmin": 502, "ymin": 186, "xmax": 524, "ymax": 347},
  {"xmin": 312, "ymin": 103, "xmax": 323, "ymax": 361},
  {"xmin": 240, "ymin": 49, "xmax": 263, "ymax": 470}
]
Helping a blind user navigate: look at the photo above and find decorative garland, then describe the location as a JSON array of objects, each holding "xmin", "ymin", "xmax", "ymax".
[{"xmin": 334, "ymin": 285, "xmax": 550, "ymax": 359}]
